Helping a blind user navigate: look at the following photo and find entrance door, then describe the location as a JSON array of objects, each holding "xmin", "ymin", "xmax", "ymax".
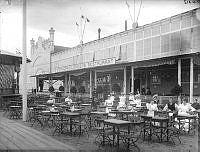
[{"xmin": 134, "ymin": 79, "xmax": 140, "ymax": 94}]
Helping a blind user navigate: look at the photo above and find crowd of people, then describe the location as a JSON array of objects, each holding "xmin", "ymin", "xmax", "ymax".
[{"xmin": 104, "ymin": 92, "xmax": 197, "ymax": 113}]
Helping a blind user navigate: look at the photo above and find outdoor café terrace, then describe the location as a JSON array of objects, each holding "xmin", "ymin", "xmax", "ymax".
[{"xmin": 0, "ymin": 92, "xmax": 199, "ymax": 152}]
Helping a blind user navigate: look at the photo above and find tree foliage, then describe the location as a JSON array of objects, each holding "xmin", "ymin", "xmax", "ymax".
[
  {"xmin": 171, "ymin": 84, "xmax": 183, "ymax": 96},
  {"xmin": 49, "ymin": 86, "xmax": 55, "ymax": 92}
]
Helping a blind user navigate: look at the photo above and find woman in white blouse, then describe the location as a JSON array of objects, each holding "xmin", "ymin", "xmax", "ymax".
[
  {"xmin": 178, "ymin": 98, "xmax": 195, "ymax": 115},
  {"xmin": 177, "ymin": 98, "xmax": 196, "ymax": 131},
  {"xmin": 146, "ymin": 100, "xmax": 158, "ymax": 117}
]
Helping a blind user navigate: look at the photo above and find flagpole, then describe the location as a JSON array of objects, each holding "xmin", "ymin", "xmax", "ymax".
[
  {"xmin": 82, "ymin": 18, "xmax": 87, "ymax": 43},
  {"xmin": 22, "ymin": 0, "xmax": 27, "ymax": 121}
]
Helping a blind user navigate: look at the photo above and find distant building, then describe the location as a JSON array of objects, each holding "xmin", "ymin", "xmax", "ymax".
[
  {"xmin": 28, "ymin": 8, "xmax": 200, "ymax": 103},
  {"xmin": 0, "ymin": 50, "xmax": 22, "ymax": 95}
]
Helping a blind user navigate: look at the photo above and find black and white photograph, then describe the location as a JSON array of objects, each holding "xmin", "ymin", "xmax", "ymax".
[{"xmin": 0, "ymin": 0, "xmax": 199, "ymax": 151}]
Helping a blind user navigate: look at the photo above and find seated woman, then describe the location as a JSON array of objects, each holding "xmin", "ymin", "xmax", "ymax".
[
  {"xmin": 177, "ymin": 98, "xmax": 196, "ymax": 131},
  {"xmin": 146, "ymin": 95, "xmax": 159, "ymax": 117},
  {"xmin": 163, "ymin": 97, "xmax": 178, "ymax": 114},
  {"xmin": 178, "ymin": 98, "xmax": 195, "ymax": 115},
  {"xmin": 133, "ymin": 94, "xmax": 141, "ymax": 107},
  {"xmin": 47, "ymin": 94, "xmax": 56, "ymax": 104},
  {"xmin": 117, "ymin": 93, "xmax": 126, "ymax": 109},
  {"xmin": 129, "ymin": 92, "xmax": 135, "ymax": 103},
  {"xmin": 65, "ymin": 96, "xmax": 72, "ymax": 105},
  {"xmin": 105, "ymin": 94, "xmax": 114, "ymax": 107}
]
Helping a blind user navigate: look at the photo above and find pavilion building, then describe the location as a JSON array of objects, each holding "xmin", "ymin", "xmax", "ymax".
[{"xmin": 28, "ymin": 8, "xmax": 200, "ymax": 103}]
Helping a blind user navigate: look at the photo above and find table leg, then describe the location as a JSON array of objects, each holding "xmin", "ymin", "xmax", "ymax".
[
  {"xmin": 188, "ymin": 119, "xmax": 191, "ymax": 134},
  {"xmin": 117, "ymin": 127, "xmax": 120, "ymax": 147},
  {"xmin": 160, "ymin": 122, "xmax": 163, "ymax": 142},
  {"xmin": 127, "ymin": 125, "xmax": 130, "ymax": 150},
  {"xmin": 70, "ymin": 118, "xmax": 72, "ymax": 135},
  {"xmin": 113, "ymin": 126, "xmax": 115, "ymax": 146},
  {"xmin": 167, "ymin": 122, "xmax": 169, "ymax": 141}
]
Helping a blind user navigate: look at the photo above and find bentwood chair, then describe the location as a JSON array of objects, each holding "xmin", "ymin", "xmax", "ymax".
[
  {"xmin": 140, "ymin": 115, "xmax": 152, "ymax": 141},
  {"xmin": 93, "ymin": 119, "xmax": 114, "ymax": 146},
  {"xmin": 119, "ymin": 121, "xmax": 143, "ymax": 151},
  {"xmin": 52, "ymin": 113, "xmax": 70, "ymax": 135}
]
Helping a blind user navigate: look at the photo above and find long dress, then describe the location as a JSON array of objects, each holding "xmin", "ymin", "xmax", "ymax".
[
  {"xmin": 146, "ymin": 103, "xmax": 158, "ymax": 117},
  {"xmin": 177, "ymin": 103, "xmax": 196, "ymax": 131}
]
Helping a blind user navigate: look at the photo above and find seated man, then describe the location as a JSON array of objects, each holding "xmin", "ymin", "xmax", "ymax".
[
  {"xmin": 65, "ymin": 96, "xmax": 72, "ymax": 105},
  {"xmin": 163, "ymin": 97, "xmax": 178, "ymax": 114}
]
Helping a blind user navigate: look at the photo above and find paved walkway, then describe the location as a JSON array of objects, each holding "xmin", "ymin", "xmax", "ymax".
[{"xmin": 0, "ymin": 115, "xmax": 76, "ymax": 151}]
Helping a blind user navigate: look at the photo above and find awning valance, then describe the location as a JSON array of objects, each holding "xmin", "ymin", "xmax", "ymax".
[{"xmin": 131, "ymin": 58, "xmax": 176, "ymax": 68}]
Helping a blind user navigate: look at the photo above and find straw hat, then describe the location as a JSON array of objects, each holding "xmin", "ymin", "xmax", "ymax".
[{"xmin": 152, "ymin": 94, "xmax": 158, "ymax": 100}]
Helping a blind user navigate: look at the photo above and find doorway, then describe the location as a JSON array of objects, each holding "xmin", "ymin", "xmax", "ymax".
[{"xmin": 134, "ymin": 79, "xmax": 140, "ymax": 94}]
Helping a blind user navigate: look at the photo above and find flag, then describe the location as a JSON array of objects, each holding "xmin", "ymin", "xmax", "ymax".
[
  {"xmin": 81, "ymin": 15, "xmax": 84, "ymax": 19},
  {"xmin": 126, "ymin": 1, "xmax": 130, "ymax": 8},
  {"xmin": 86, "ymin": 18, "xmax": 90, "ymax": 22},
  {"xmin": 76, "ymin": 22, "xmax": 79, "ymax": 26}
]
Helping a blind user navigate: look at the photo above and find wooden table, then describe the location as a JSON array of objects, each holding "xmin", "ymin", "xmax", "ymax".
[
  {"xmin": 60, "ymin": 112, "xmax": 81, "ymax": 135},
  {"xmin": 151, "ymin": 116, "xmax": 169, "ymax": 142},
  {"xmin": 109, "ymin": 110, "xmax": 137, "ymax": 120},
  {"xmin": 140, "ymin": 114, "xmax": 169, "ymax": 142},
  {"xmin": 103, "ymin": 119, "xmax": 133, "ymax": 148},
  {"xmin": 90, "ymin": 111, "xmax": 108, "ymax": 128}
]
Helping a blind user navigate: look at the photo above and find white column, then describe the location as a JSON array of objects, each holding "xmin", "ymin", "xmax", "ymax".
[
  {"xmin": 178, "ymin": 58, "xmax": 181, "ymax": 86},
  {"xmin": 90, "ymin": 70, "xmax": 92, "ymax": 98},
  {"xmin": 68, "ymin": 74, "xmax": 71, "ymax": 94},
  {"xmin": 131, "ymin": 66, "xmax": 134, "ymax": 93},
  {"xmin": 22, "ymin": 0, "xmax": 27, "ymax": 121},
  {"xmin": 124, "ymin": 67, "xmax": 127, "ymax": 94},
  {"xmin": 190, "ymin": 57, "xmax": 194, "ymax": 103},
  {"xmin": 64, "ymin": 73, "xmax": 68, "ymax": 96},
  {"xmin": 94, "ymin": 70, "xmax": 97, "ymax": 88}
]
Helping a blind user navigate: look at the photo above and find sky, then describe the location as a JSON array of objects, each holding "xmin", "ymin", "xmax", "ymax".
[{"xmin": 0, "ymin": 0, "xmax": 199, "ymax": 58}]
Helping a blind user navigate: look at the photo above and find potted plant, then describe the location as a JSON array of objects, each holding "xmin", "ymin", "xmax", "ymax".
[
  {"xmin": 48, "ymin": 86, "xmax": 55, "ymax": 93},
  {"xmin": 78, "ymin": 86, "xmax": 85, "ymax": 94},
  {"xmin": 70, "ymin": 86, "xmax": 77, "ymax": 96},
  {"xmin": 59, "ymin": 85, "xmax": 64, "ymax": 92},
  {"xmin": 171, "ymin": 84, "xmax": 183, "ymax": 104}
]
